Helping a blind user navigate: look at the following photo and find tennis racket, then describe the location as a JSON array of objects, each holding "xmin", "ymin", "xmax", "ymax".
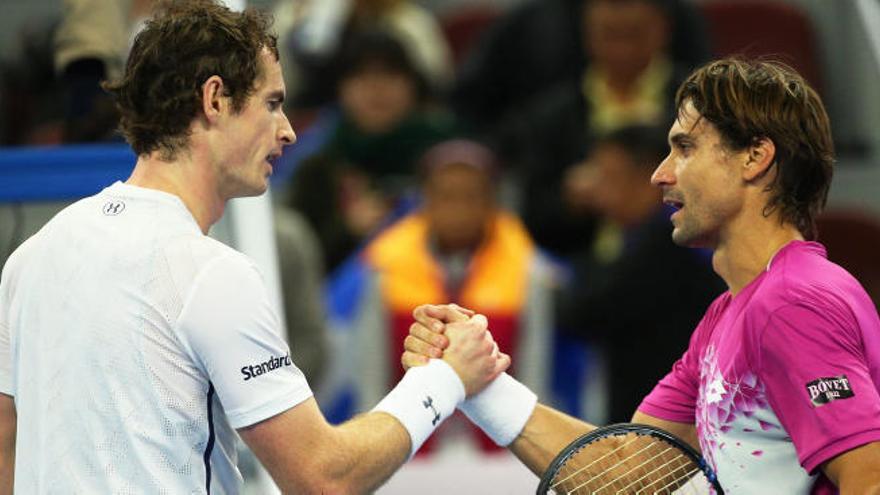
[{"xmin": 537, "ymin": 423, "xmax": 723, "ymax": 494}]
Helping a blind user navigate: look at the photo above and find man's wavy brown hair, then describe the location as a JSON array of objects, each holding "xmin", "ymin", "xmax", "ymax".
[
  {"xmin": 676, "ymin": 58, "xmax": 834, "ymax": 240},
  {"xmin": 103, "ymin": 0, "xmax": 278, "ymax": 159}
]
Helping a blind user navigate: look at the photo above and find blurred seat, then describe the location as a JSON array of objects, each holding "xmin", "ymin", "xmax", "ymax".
[
  {"xmin": 439, "ymin": 5, "xmax": 500, "ymax": 68},
  {"xmin": 698, "ymin": 0, "xmax": 824, "ymax": 94},
  {"xmin": 817, "ymin": 209, "xmax": 880, "ymax": 310}
]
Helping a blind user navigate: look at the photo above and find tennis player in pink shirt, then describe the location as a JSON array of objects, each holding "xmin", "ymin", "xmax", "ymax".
[{"xmin": 404, "ymin": 58, "xmax": 880, "ymax": 493}]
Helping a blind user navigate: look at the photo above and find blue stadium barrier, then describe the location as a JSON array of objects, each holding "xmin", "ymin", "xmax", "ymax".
[
  {"xmin": 0, "ymin": 114, "xmax": 331, "ymax": 203},
  {"xmin": 0, "ymin": 144, "xmax": 136, "ymax": 202}
]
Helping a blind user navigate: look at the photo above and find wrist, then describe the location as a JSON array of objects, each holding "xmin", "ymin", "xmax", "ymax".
[
  {"xmin": 458, "ymin": 372, "xmax": 537, "ymax": 447},
  {"xmin": 372, "ymin": 359, "xmax": 465, "ymax": 458}
]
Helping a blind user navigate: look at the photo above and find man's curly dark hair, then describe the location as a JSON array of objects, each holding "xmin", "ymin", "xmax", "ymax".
[{"xmin": 103, "ymin": 0, "xmax": 278, "ymax": 159}]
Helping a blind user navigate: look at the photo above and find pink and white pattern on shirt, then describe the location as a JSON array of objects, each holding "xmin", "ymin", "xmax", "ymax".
[
  {"xmin": 696, "ymin": 344, "xmax": 773, "ymax": 470},
  {"xmin": 695, "ymin": 345, "xmax": 818, "ymax": 493}
]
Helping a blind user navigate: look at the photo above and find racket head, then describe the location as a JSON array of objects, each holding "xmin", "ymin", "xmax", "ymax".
[{"xmin": 537, "ymin": 423, "xmax": 723, "ymax": 494}]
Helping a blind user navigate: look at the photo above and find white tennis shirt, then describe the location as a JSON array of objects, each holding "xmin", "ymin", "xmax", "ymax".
[{"xmin": 0, "ymin": 182, "xmax": 312, "ymax": 493}]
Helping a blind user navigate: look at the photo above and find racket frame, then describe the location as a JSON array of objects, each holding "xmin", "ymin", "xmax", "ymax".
[{"xmin": 536, "ymin": 422, "xmax": 724, "ymax": 494}]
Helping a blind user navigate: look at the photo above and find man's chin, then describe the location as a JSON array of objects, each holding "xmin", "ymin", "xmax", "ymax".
[
  {"xmin": 230, "ymin": 181, "xmax": 269, "ymax": 200},
  {"xmin": 671, "ymin": 228, "xmax": 714, "ymax": 250},
  {"xmin": 672, "ymin": 227, "xmax": 695, "ymax": 247}
]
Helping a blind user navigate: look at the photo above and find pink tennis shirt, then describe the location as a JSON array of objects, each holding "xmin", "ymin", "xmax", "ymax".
[{"xmin": 639, "ymin": 241, "xmax": 880, "ymax": 494}]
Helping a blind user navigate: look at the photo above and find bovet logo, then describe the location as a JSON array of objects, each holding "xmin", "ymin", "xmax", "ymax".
[{"xmin": 806, "ymin": 375, "xmax": 854, "ymax": 407}]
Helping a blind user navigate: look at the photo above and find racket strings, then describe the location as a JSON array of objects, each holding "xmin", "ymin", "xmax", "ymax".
[
  {"xmin": 551, "ymin": 436, "xmax": 642, "ymax": 487},
  {"xmin": 580, "ymin": 443, "xmax": 676, "ymax": 492},
  {"xmin": 551, "ymin": 434, "xmax": 707, "ymax": 494}
]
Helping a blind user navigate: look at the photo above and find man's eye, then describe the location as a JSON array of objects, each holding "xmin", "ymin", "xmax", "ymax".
[{"xmin": 268, "ymin": 100, "xmax": 282, "ymax": 110}]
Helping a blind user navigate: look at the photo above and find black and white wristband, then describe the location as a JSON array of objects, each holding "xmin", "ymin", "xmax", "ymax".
[
  {"xmin": 372, "ymin": 359, "xmax": 466, "ymax": 458},
  {"xmin": 458, "ymin": 372, "xmax": 538, "ymax": 447}
]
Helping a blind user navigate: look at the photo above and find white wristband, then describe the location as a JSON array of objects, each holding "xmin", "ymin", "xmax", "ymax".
[
  {"xmin": 458, "ymin": 372, "xmax": 537, "ymax": 447},
  {"xmin": 372, "ymin": 359, "xmax": 465, "ymax": 458}
]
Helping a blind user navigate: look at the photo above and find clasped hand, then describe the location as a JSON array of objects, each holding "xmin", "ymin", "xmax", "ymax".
[{"xmin": 403, "ymin": 304, "xmax": 510, "ymax": 397}]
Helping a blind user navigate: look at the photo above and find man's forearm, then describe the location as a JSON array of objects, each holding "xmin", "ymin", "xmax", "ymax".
[
  {"xmin": 0, "ymin": 393, "xmax": 16, "ymax": 495},
  {"xmin": 240, "ymin": 402, "xmax": 412, "ymax": 495},
  {"xmin": 320, "ymin": 412, "xmax": 412, "ymax": 494},
  {"xmin": 509, "ymin": 404, "xmax": 594, "ymax": 476},
  {"xmin": 302, "ymin": 358, "xmax": 466, "ymax": 493},
  {"xmin": 0, "ymin": 448, "xmax": 12, "ymax": 495}
]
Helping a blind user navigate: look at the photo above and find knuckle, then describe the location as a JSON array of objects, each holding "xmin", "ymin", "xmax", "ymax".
[{"xmin": 409, "ymin": 324, "xmax": 423, "ymax": 339}]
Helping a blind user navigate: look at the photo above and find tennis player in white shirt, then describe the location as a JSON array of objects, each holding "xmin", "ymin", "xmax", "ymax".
[{"xmin": 0, "ymin": 1, "xmax": 510, "ymax": 493}]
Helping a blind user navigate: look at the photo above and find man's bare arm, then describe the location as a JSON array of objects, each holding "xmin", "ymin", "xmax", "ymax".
[
  {"xmin": 822, "ymin": 441, "xmax": 880, "ymax": 493},
  {"xmin": 508, "ymin": 404, "xmax": 593, "ymax": 475},
  {"xmin": 504, "ymin": 407, "xmax": 697, "ymax": 477},
  {"xmin": 631, "ymin": 410, "xmax": 699, "ymax": 451},
  {"xmin": 406, "ymin": 304, "xmax": 698, "ymax": 477},
  {"xmin": 238, "ymin": 312, "xmax": 508, "ymax": 494},
  {"xmin": 0, "ymin": 393, "xmax": 15, "ymax": 495},
  {"xmin": 239, "ymin": 398, "xmax": 410, "ymax": 494}
]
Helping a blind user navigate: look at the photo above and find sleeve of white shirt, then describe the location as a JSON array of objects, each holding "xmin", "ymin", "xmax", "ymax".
[
  {"xmin": 176, "ymin": 252, "xmax": 313, "ymax": 429},
  {"xmin": 0, "ymin": 313, "xmax": 11, "ymax": 397},
  {"xmin": 0, "ymin": 264, "xmax": 13, "ymax": 397}
]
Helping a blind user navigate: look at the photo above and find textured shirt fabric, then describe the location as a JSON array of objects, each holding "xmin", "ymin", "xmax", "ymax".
[
  {"xmin": 639, "ymin": 241, "xmax": 880, "ymax": 494},
  {"xmin": 0, "ymin": 182, "xmax": 312, "ymax": 494}
]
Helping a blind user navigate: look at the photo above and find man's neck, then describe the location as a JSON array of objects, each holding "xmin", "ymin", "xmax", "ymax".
[
  {"xmin": 125, "ymin": 149, "xmax": 225, "ymax": 234},
  {"xmin": 711, "ymin": 214, "xmax": 804, "ymax": 296}
]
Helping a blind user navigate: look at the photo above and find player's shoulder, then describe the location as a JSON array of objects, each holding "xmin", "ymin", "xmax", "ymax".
[
  {"xmin": 774, "ymin": 241, "xmax": 856, "ymax": 294},
  {"xmin": 162, "ymin": 233, "xmax": 259, "ymax": 286},
  {"xmin": 754, "ymin": 240, "xmax": 868, "ymax": 318},
  {"xmin": 1, "ymin": 194, "xmax": 100, "ymax": 279}
]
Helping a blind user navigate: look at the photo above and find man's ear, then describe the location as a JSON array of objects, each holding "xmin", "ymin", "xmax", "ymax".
[
  {"xmin": 201, "ymin": 75, "xmax": 227, "ymax": 124},
  {"xmin": 742, "ymin": 136, "xmax": 776, "ymax": 182}
]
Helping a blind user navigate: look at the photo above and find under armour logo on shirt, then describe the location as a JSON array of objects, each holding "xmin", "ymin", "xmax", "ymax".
[
  {"xmin": 423, "ymin": 396, "xmax": 440, "ymax": 425},
  {"xmin": 102, "ymin": 201, "xmax": 126, "ymax": 216}
]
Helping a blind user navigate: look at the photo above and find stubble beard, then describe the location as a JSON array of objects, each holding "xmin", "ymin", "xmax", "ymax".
[{"xmin": 671, "ymin": 212, "xmax": 715, "ymax": 249}]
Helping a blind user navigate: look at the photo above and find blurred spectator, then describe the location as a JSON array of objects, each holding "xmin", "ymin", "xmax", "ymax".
[
  {"xmin": 274, "ymin": 0, "xmax": 453, "ymax": 110},
  {"xmin": 325, "ymin": 139, "xmax": 557, "ymax": 454},
  {"xmin": 557, "ymin": 125, "xmax": 725, "ymax": 423},
  {"xmin": 274, "ymin": 206, "xmax": 330, "ymax": 384},
  {"xmin": 451, "ymin": 0, "xmax": 708, "ymax": 138},
  {"xmin": 509, "ymin": 0, "xmax": 703, "ymax": 258},
  {"xmin": 0, "ymin": 16, "xmax": 63, "ymax": 145},
  {"xmin": 285, "ymin": 29, "xmax": 458, "ymax": 272},
  {"xmin": 53, "ymin": 0, "xmax": 157, "ymax": 142}
]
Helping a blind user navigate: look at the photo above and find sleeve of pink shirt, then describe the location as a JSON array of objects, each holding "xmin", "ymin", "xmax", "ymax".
[
  {"xmin": 757, "ymin": 301, "xmax": 880, "ymax": 474},
  {"xmin": 637, "ymin": 298, "xmax": 722, "ymax": 423}
]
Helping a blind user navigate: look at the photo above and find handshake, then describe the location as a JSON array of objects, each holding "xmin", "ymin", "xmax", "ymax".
[
  {"xmin": 372, "ymin": 303, "xmax": 538, "ymax": 457},
  {"xmin": 402, "ymin": 303, "xmax": 510, "ymax": 396}
]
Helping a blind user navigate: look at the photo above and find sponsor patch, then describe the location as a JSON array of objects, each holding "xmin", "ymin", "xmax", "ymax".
[
  {"xmin": 806, "ymin": 375, "xmax": 854, "ymax": 407},
  {"xmin": 241, "ymin": 353, "xmax": 293, "ymax": 381}
]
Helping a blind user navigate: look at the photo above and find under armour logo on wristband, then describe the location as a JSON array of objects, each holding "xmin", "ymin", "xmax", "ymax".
[{"xmin": 423, "ymin": 396, "xmax": 441, "ymax": 425}]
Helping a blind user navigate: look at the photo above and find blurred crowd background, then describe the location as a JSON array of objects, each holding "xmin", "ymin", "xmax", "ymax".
[{"xmin": 1, "ymin": 0, "xmax": 879, "ymax": 490}]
